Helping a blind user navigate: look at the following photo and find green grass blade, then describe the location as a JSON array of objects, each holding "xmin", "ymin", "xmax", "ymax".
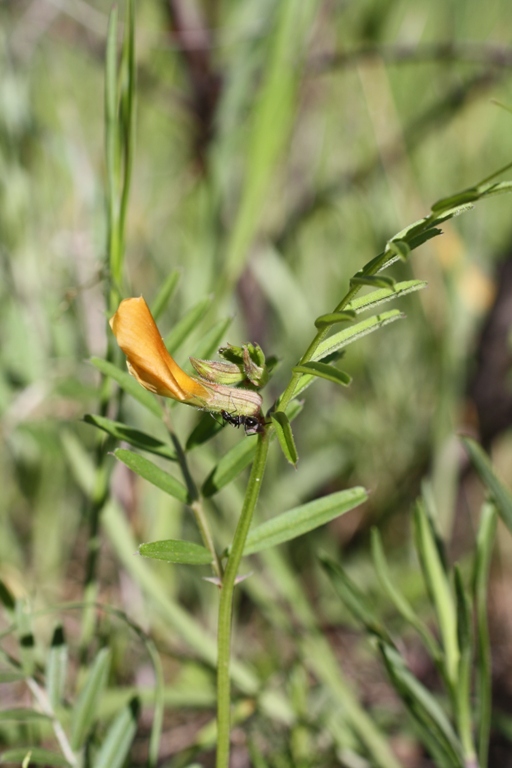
[
  {"xmin": 320, "ymin": 553, "xmax": 392, "ymax": 642},
  {"xmin": 0, "ymin": 749, "xmax": 71, "ymax": 766},
  {"xmin": 242, "ymin": 488, "xmax": 367, "ymax": 556},
  {"xmin": 453, "ymin": 566, "xmax": 476, "ymax": 764},
  {"xmin": 139, "ymin": 540, "xmax": 213, "ymax": 566},
  {"xmin": 105, "ymin": 6, "xmax": 120, "ymax": 288},
  {"xmin": 370, "ymin": 529, "xmax": 441, "ymax": 662},
  {"xmin": 473, "ymin": 502, "xmax": 497, "ymax": 768},
  {"xmin": 462, "ymin": 436, "xmax": 512, "ymax": 531},
  {"xmin": 90, "ymin": 357, "xmax": 162, "ymax": 417},
  {"xmin": 84, "ymin": 414, "xmax": 176, "ymax": 460},
  {"xmin": 71, "ymin": 648, "xmax": 111, "ymax": 750},
  {"xmin": 413, "ymin": 501, "xmax": 459, "ymax": 689},
  {"xmin": 93, "ymin": 696, "xmax": 139, "ymax": 768},
  {"xmin": 46, "ymin": 625, "xmax": 68, "ymax": 711},
  {"xmin": 164, "ymin": 297, "xmax": 212, "ymax": 354},
  {"xmin": 151, "ymin": 270, "xmax": 180, "ymax": 321},
  {"xmin": 117, "ymin": 0, "xmax": 136, "ymax": 261},
  {"xmin": 115, "ymin": 449, "xmax": 189, "ymax": 504}
]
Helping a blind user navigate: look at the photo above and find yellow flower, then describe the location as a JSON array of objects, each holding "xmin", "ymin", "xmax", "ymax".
[{"xmin": 110, "ymin": 297, "xmax": 263, "ymax": 418}]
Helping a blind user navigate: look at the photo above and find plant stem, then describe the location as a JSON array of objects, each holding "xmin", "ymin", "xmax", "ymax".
[{"xmin": 216, "ymin": 430, "xmax": 270, "ymax": 768}]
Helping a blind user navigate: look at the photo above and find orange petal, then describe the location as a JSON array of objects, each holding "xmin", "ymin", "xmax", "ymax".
[{"xmin": 109, "ymin": 297, "xmax": 209, "ymax": 403}]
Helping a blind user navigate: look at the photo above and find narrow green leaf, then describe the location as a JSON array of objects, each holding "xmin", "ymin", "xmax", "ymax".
[
  {"xmin": 320, "ymin": 552, "xmax": 392, "ymax": 642},
  {"xmin": 346, "ymin": 280, "xmax": 427, "ymax": 315},
  {"xmin": 186, "ymin": 413, "xmax": 224, "ymax": 451},
  {"xmin": 139, "ymin": 540, "xmax": 212, "ymax": 566},
  {"xmin": 71, "ymin": 648, "xmax": 111, "ymax": 750},
  {"xmin": 190, "ymin": 317, "xmax": 233, "ymax": 361},
  {"xmin": 151, "ymin": 270, "xmax": 180, "ymax": 321},
  {"xmin": 370, "ymin": 530, "xmax": 441, "ymax": 662},
  {"xmin": 271, "ymin": 412, "xmax": 298, "ymax": 466},
  {"xmin": 431, "ymin": 191, "xmax": 479, "ymax": 213},
  {"xmin": 91, "ymin": 357, "xmax": 162, "ymax": 417},
  {"xmin": 379, "ymin": 643, "xmax": 463, "ymax": 766},
  {"xmin": 413, "ymin": 502, "xmax": 459, "ymax": 688},
  {"xmin": 84, "ymin": 414, "xmax": 176, "ymax": 460},
  {"xmin": 202, "ymin": 439, "xmax": 257, "ymax": 498},
  {"xmin": 92, "ymin": 696, "xmax": 140, "ymax": 768},
  {"xmin": 105, "ymin": 6, "xmax": 119, "ymax": 278},
  {"xmin": 115, "ymin": 449, "xmax": 189, "ymax": 504},
  {"xmin": 313, "ymin": 310, "xmax": 405, "ymax": 363},
  {"xmin": 292, "ymin": 361, "xmax": 351, "ymax": 387},
  {"xmin": 473, "ymin": 502, "xmax": 497, "ymax": 768},
  {"xmin": 454, "ymin": 566, "xmax": 476, "ymax": 764},
  {"xmin": 0, "ymin": 709, "xmax": 50, "ymax": 723},
  {"xmin": 462, "ymin": 436, "xmax": 512, "ymax": 532},
  {"xmin": 314, "ymin": 310, "xmax": 356, "ymax": 328},
  {"xmin": 117, "ymin": 0, "xmax": 136, "ymax": 258},
  {"xmin": 243, "ymin": 487, "xmax": 367, "ymax": 555},
  {"xmin": 46, "ymin": 625, "xmax": 68, "ymax": 711},
  {"xmin": 350, "ymin": 275, "xmax": 396, "ymax": 289},
  {"xmin": 387, "ymin": 240, "xmax": 410, "ymax": 261},
  {"xmin": 164, "ymin": 297, "xmax": 212, "ymax": 354},
  {"xmin": 0, "ymin": 749, "xmax": 71, "ymax": 766}
]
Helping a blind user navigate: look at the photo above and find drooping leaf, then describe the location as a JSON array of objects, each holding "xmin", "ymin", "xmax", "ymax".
[
  {"xmin": 71, "ymin": 648, "xmax": 111, "ymax": 750},
  {"xmin": 314, "ymin": 310, "xmax": 356, "ymax": 329},
  {"xmin": 387, "ymin": 240, "xmax": 410, "ymax": 262},
  {"xmin": 243, "ymin": 487, "xmax": 367, "ymax": 555},
  {"xmin": 270, "ymin": 412, "xmax": 298, "ymax": 466},
  {"xmin": 292, "ymin": 361, "xmax": 351, "ymax": 388},
  {"xmin": 139, "ymin": 540, "xmax": 212, "ymax": 566},
  {"xmin": 92, "ymin": 696, "xmax": 140, "ymax": 768},
  {"xmin": 115, "ymin": 449, "xmax": 189, "ymax": 504},
  {"xmin": 350, "ymin": 274, "xmax": 396, "ymax": 289},
  {"xmin": 91, "ymin": 357, "xmax": 162, "ymax": 417},
  {"xmin": 84, "ymin": 414, "xmax": 176, "ymax": 460}
]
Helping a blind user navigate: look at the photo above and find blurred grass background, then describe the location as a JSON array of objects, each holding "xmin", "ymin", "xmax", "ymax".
[{"xmin": 1, "ymin": 0, "xmax": 512, "ymax": 766}]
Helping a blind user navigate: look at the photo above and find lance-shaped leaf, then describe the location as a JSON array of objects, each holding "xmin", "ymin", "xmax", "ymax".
[
  {"xmin": 346, "ymin": 280, "xmax": 427, "ymax": 315},
  {"xmin": 84, "ymin": 414, "xmax": 176, "ymax": 460},
  {"xmin": 462, "ymin": 436, "xmax": 512, "ymax": 532},
  {"xmin": 71, "ymin": 648, "xmax": 111, "ymax": 750},
  {"xmin": 313, "ymin": 310, "xmax": 405, "ymax": 363},
  {"xmin": 46, "ymin": 625, "xmax": 68, "ymax": 711},
  {"xmin": 93, "ymin": 696, "xmax": 140, "ymax": 768},
  {"xmin": 242, "ymin": 487, "xmax": 367, "ymax": 555},
  {"xmin": 164, "ymin": 296, "xmax": 212, "ymax": 354},
  {"xmin": 271, "ymin": 412, "xmax": 298, "ymax": 467},
  {"xmin": 293, "ymin": 362, "xmax": 351, "ymax": 388},
  {"xmin": 139, "ymin": 540, "xmax": 212, "ymax": 566},
  {"xmin": 115, "ymin": 449, "xmax": 189, "ymax": 504},
  {"xmin": 91, "ymin": 357, "xmax": 162, "ymax": 417}
]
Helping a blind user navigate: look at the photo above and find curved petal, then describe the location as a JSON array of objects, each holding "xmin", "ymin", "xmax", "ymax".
[{"xmin": 109, "ymin": 297, "xmax": 209, "ymax": 404}]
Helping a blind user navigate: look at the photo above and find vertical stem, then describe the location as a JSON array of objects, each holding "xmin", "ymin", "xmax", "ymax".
[{"xmin": 216, "ymin": 431, "xmax": 270, "ymax": 768}]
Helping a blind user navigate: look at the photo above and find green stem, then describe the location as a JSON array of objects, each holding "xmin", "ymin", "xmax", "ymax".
[{"xmin": 216, "ymin": 431, "xmax": 270, "ymax": 768}]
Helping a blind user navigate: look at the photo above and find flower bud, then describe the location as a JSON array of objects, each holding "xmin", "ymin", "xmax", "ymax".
[{"xmin": 189, "ymin": 357, "xmax": 245, "ymax": 385}]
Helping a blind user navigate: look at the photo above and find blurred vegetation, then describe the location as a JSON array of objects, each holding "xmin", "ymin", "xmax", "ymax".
[{"xmin": 1, "ymin": 0, "xmax": 512, "ymax": 766}]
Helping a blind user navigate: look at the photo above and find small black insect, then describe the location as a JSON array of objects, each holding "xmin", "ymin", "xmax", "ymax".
[{"xmin": 221, "ymin": 410, "xmax": 265, "ymax": 435}]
